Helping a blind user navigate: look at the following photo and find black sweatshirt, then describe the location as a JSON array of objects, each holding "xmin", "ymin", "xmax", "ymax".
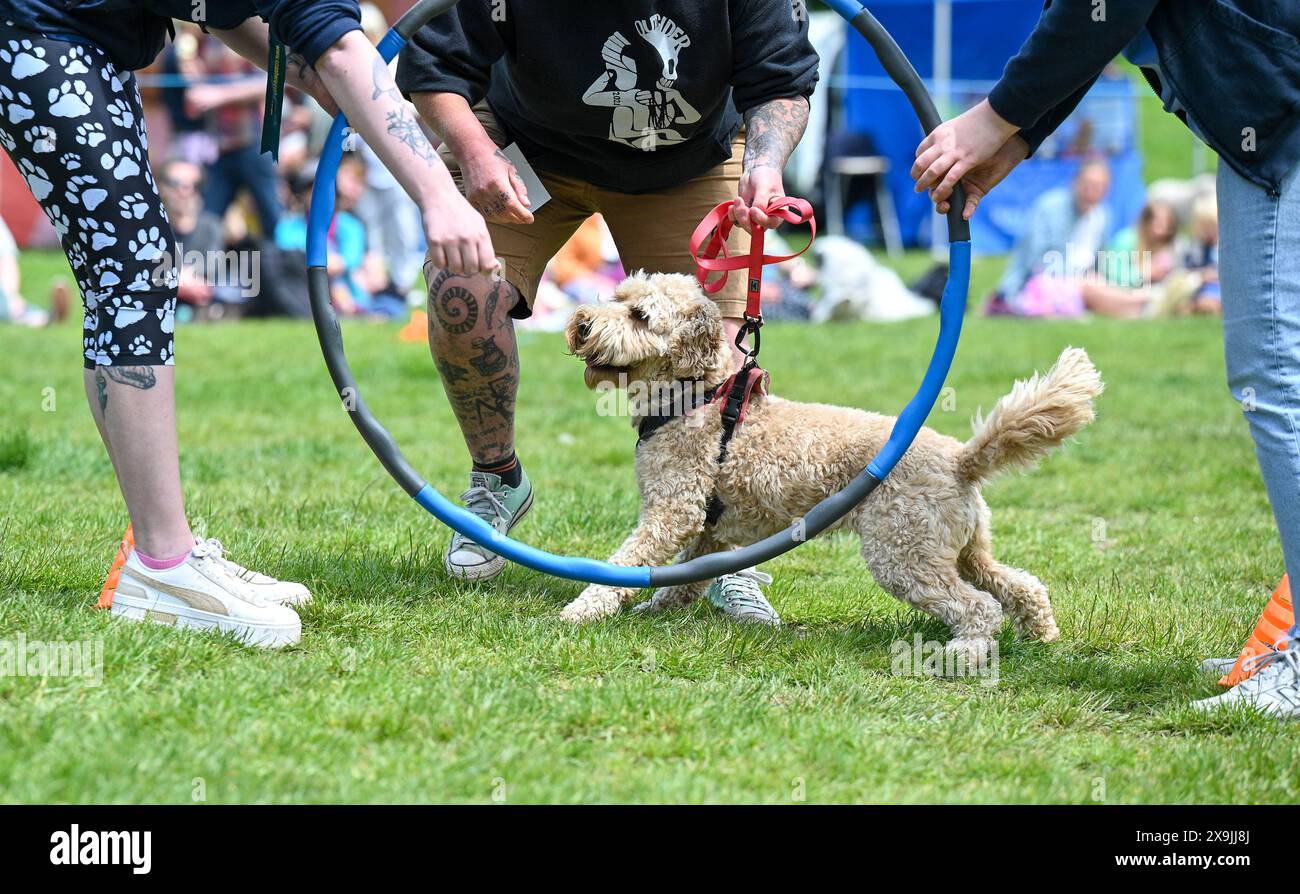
[
  {"xmin": 987, "ymin": 0, "xmax": 1159, "ymax": 155},
  {"xmin": 0, "ymin": 0, "xmax": 360, "ymax": 71},
  {"xmin": 396, "ymin": 0, "xmax": 818, "ymax": 194},
  {"xmin": 986, "ymin": 1, "xmax": 1300, "ymax": 191}
]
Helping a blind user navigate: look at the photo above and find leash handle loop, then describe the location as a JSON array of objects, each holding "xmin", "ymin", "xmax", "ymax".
[{"xmin": 689, "ymin": 196, "xmax": 816, "ymax": 321}]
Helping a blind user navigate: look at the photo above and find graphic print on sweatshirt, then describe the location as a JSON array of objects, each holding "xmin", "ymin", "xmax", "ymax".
[{"xmin": 581, "ymin": 14, "xmax": 700, "ymax": 152}]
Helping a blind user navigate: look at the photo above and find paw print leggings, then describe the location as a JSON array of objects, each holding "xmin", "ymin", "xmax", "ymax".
[{"xmin": 0, "ymin": 27, "xmax": 178, "ymax": 367}]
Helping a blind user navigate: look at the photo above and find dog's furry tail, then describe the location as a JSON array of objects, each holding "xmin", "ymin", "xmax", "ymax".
[{"xmin": 955, "ymin": 347, "xmax": 1103, "ymax": 485}]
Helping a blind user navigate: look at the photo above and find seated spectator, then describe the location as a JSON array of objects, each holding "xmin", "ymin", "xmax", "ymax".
[
  {"xmin": 0, "ymin": 215, "xmax": 67, "ymax": 326},
  {"xmin": 275, "ymin": 166, "xmax": 354, "ymax": 314},
  {"xmin": 548, "ymin": 215, "xmax": 621, "ymax": 304},
  {"xmin": 527, "ymin": 216, "xmax": 622, "ymax": 331},
  {"xmin": 990, "ymin": 159, "xmax": 1149, "ymax": 319},
  {"xmin": 1184, "ymin": 193, "xmax": 1221, "ymax": 314},
  {"xmin": 334, "ymin": 155, "xmax": 407, "ymax": 318},
  {"xmin": 275, "ymin": 159, "xmax": 405, "ymax": 319},
  {"xmin": 159, "ymin": 159, "xmax": 224, "ymax": 311},
  {"xmin": 1148, "ymin": 192, "xmax": 1222, "ymax": 317},
  {"xmin": 1102, "ymin": 199, "xmax": 1177, "ymax": 288}
]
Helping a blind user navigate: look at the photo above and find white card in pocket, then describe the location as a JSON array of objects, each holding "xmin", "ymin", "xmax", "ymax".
[{"xmin": 499, "ymin": 142, "xmax": 551, "ymax": 213}]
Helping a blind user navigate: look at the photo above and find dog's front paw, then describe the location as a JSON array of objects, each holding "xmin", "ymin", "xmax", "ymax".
[
  {"xmin": 1032, "ymin": 620, "xmax": 1061, "ymax": 643},
  {"xmin": 943, "ymin": 637, "xmax": 996, "ymax": 674},
  {"xmin": 560, "ymin": 586, "xmax": 623, "ymax": 623},
  {"xmin": 1017, "ymin": 608, "xmax": 1060, "ymax": 643},
  {"xmin": 631, "ymin": 585, "xmax": 696, "ymax": 615}
]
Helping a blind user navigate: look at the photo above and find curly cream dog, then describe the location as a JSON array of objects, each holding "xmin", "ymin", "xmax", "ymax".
[{"xmin": 562, "ymin": 271, "xmax": 1102, "ymax": 665}]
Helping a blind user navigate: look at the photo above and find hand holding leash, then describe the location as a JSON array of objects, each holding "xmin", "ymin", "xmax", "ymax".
[
  {"xmin": 690, "ymin": 194, "xmax": 816, "ymax": 331},
  {"xmin": 732, "ymin": 164, "xmax": 786, "ymax": 233}
]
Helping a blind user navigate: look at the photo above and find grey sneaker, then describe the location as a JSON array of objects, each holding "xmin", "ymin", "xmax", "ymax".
[
  {"xmin": 1191, "ymin": 638, "xmax": 1300, "ymax": 718},
  {"xmin": 707, "ymin": 569, "xmax": 780, "ymax": 626},
  {"xmin": 443, "ymin": 468, "xmax": 533, "ymax": 581}
]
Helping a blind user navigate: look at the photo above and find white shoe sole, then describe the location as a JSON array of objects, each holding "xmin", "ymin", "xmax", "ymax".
[
  {"xmin": 444, "ymin": 554, "xmax": 507, "ymax": 581},
  {"xmin": 1190, "ymin": 694, "xmax": 1289, "ymax": 717},
  {"xmin": 111, "ymin": 579, "xmax": 300, "ymax": 649},
  {"xmin": 443, "ymin": 489, "xmax": 534, "ymax": 582}
]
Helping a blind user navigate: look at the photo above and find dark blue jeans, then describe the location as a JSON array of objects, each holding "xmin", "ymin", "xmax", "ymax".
[{"xmin": 203, "ymin": 143, "xmax": 281, "ymax": 236}]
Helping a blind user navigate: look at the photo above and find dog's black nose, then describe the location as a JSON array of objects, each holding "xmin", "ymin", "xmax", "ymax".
[{"xmin": 576, "ymin": 320, "xmax": 591, "ymax": 343}]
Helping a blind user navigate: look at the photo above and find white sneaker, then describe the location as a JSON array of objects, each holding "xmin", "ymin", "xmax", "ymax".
[
  {"xmin": 111, "ymin": 541, "xmax": 301, "ymax": 648},
  {"xmin": 198, "ymin": 538, "xmax": 312, "ymax": 606},
  {"xmin": 1198, "ymin": 656, "xmax": 1238, "ymax": 676},
  {"xmin": 1191, "ymin": 639, "xmax": 1300, "ymax": 718}
]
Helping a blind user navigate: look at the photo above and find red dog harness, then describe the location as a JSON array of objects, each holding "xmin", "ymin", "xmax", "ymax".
[{"xmin": 687, "ymin": 195, "xmax": 815, "ymax": 524}]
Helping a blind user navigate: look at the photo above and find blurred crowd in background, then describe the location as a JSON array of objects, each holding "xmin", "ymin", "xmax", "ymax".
[{"xmin": 0, "ymin": 2, "xmax": 1222, "ymax": 331}]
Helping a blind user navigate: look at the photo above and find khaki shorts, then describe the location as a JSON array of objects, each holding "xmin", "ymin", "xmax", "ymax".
[{"xmin": 430, "ymin": 102, "xmax": 752, "ymax": 319}]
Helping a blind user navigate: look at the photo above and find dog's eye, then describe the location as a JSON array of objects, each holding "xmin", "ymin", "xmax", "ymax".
[{"xmin": 628, "ymin": 306, "xmax": 649, "ymax": 324}]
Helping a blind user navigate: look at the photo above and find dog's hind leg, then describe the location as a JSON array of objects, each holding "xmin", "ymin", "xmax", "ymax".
[
  {"xmin": 854, "ymin": 503, "xmax": 1004, "ymax": 668},
  {"xmin": 905, "ymin": 575, "xmax": 1002, "ymax": 671},
  {"xmin": 631, "ymin": 530, "xmax": 723, "ymax": 615},
  {"xmin": 959, "ymin": 509, "xmax": 1059, "ymax": 642},
  {"xmin": 860, "ymin": 540, "xmax": 1003, "ymax": 670}
]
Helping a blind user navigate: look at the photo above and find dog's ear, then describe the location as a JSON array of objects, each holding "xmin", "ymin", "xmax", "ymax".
[{"xmin": 668, "ymin": 300, "xmax": 723, "ymax": 380}]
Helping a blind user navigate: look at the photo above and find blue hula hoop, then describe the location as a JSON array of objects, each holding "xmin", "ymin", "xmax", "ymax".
[{"xmin": 306, "ymin": 0, "xmax": 971, "ymax": 588}]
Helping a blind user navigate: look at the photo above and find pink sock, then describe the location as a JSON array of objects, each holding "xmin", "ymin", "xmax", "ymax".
[{"xmin": 134, "ymin": 548, "xmax": 190, "ymax": 571}]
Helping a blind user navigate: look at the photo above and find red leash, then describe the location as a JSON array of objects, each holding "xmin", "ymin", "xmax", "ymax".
[
  {"xmin": 687, "ymin": 197, "xmax": 817, "ymax": 527},
  {"xmin": 689, "ymin": 195, "xmax": 816, "ymax": 327}
]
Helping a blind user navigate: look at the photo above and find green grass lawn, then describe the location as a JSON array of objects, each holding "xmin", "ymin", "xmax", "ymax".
[{"xmin": 2, "ymin": 249, "xmax": 1297, "ymax": 804}]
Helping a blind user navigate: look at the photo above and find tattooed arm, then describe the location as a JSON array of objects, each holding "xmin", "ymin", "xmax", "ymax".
[
  {"xmin": 311, "ymin": 32, "xmax": 496, "ymax": 273},
  {"xmin": 211, "ymin": 19, "xmax": 337, "ymax": 114},
  {"xmin": 213, "ymin": 24, "xmax": 495, "ymax": 275},
  {"xmin": 733, "ymin": 96, "xmax": 809, "ymax": 233},
  {"xmin": 411, "ymin": 92, "xmax": 533, "ymax": 225}
]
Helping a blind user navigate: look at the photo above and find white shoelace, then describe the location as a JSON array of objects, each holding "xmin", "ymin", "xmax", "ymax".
[
  {"xmin": 1243, "ymin": 637, "xmax": 1300, "ymax": 681},
  {"xmin": 714, "ymin": 569, "xmax": 775, "ymax": 613},
  {"xmin": 451, "ymin": 486, "xmax": 512, "ymax": 553},
  {"xmin": 188, "ymin": 540, "xmax": 265, "ymax": 605},
  {"xmin": 1240, "ymin": 637, "xmax": 1300, "ymax": 705},
  {"xmin": 200, "ymin": 537, "xmax": 256, "ymax": 581}
]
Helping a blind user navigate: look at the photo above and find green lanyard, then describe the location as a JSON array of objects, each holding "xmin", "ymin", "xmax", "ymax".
[{"xmin": 260, "ymin": 31, "xmax": 286, "ymax": 160}]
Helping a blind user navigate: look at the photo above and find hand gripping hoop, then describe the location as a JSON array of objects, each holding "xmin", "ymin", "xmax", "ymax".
[{"xmin": 306, "ymin": 0, "xmax": 972, "ymax": 588}]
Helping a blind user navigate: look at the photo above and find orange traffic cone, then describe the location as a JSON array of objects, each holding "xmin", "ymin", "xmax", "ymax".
[
  {"xmin": 95, "ymin": 524, "xmax": 134, "ymax": 610},
  {"xmin": 1219, "ymin": 575, "xmax": 1293, "ymax": 686},
  {"xmin": 399, "ymin": 309, "xmax": 428, "ymax": 343}
]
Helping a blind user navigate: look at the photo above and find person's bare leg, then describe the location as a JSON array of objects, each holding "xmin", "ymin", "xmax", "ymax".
[
  {"xmin": 85, "ymin": 365, "xmax": 194, "ymax": 558},
  {"xmin": 1081, "ymin": 282, "xmax": 1149, "ymax": 318},
  {"xmin": 426, "ymin": 269, "xmax": 520, "ymax": 465},
  {"xmin": 82, "ymin": 368, "xmax": 114, "ymax": 461}
]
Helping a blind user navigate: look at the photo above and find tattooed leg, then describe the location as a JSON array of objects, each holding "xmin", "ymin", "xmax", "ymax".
[
  {"xmin": 427, "ymin": 268, "xmax": 522, "ymax": 465},
  {"xmin": 85, "ymin": 364, "xmax": 194, "ymax": 558}
]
